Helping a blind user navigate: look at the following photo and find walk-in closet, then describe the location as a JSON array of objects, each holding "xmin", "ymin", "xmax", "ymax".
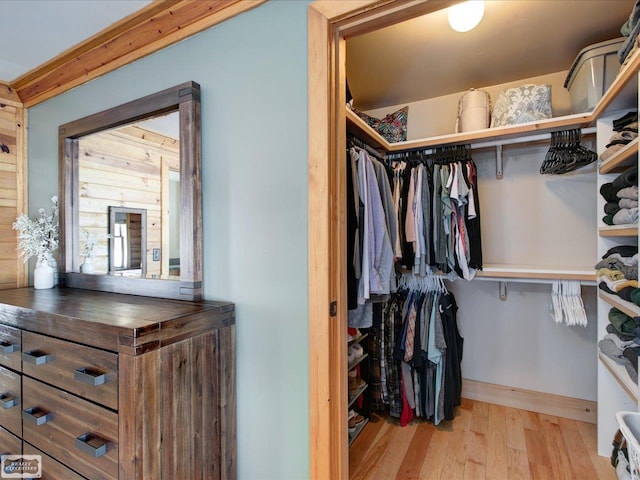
[{"xmin": 308, "ymin": 1, "xmax": 640, "ymax": 478}]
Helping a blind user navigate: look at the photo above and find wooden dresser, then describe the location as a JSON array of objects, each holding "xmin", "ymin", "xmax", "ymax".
[{"xmin": 0, "ymin": 287, "xmax": 235, "ymax": 480}]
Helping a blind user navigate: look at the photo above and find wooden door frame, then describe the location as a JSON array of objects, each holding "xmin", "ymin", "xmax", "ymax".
[{"xmin": 307, "ymin": 1, "xmax": 457, "ymax": 479}]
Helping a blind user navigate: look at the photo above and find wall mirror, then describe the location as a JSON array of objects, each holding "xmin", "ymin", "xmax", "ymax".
[{"xmin": 59, "ymin": 81, "xmax": 202, "ymax": 301}]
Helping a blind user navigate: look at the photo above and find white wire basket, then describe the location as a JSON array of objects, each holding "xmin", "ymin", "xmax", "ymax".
[{"xmin": 617, "ymin": 411, "xmax": 640, "ymax": 479}]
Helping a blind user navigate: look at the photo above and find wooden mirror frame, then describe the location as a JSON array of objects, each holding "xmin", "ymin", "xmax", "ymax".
[{"xmin": 59, "ymin": 81, "xmax": 202, "ymax": 301}]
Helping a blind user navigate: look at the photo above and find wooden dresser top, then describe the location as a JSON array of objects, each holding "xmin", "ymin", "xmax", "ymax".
[{"xmin": 0, "ymin": 287, "xmax": 234, "ymax": 354}]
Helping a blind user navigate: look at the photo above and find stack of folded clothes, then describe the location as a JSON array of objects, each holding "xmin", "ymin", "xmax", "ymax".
[
  {"xmin": 596, "ymin": 245, "xmax": 639, "ymax": 300},
  {"xmin": 599, "ymin": 307, "xmax": 640, "ymax": 384},
  {"xmin": 600, "ymin": 166, "xmax": 638, "ymax": 225},
  {"xmin": 600, "ymin": 111, "xmax": 638, "ymax": 163}
]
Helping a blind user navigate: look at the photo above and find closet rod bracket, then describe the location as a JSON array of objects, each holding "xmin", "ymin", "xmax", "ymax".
[
  {"xmin": 496, "ymin": 144, "xmax": 503, "ymax": 180},
  {"xmin": 499, "ymin": 281, "xmax": 507, "ymax": 301}
]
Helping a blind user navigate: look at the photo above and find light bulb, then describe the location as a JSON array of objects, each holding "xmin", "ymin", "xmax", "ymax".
[{"xmin": 448, "ymin": 0, "xmax": 485, "ymax": 33}]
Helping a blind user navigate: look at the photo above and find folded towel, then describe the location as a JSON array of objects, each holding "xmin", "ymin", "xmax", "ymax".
[
  {"xmin": 618, "ymin": 185, "xmax": 639, "ymax": 200},
  {"xmin": 613, "ymin": 166, "xmax": 638, "ymax": 190},
  {"xmin": 620, "ymin": 198, "xmax": 639, "ymax": 209},
  {"xmin": 613, "ymin": 207, "xmax": 639, "ymax": 225},
  {"xmin": 605, "ymin": 201, "xmax": 621, "ymax": 215},
  {"xmin": 601, "ymin": 182, "xmax": 620, "ymax": 202},
  {"xmin": 603, "ymin": 245, "xmax": 638, "ymax": 259}
]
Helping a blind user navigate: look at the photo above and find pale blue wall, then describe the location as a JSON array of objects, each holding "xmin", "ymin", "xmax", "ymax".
[{"xmin": 27, "ymin": 2, "xmax": 310, "ymax": 479}]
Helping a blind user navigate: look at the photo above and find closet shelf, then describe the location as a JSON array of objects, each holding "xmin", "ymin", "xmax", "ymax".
[
  {"xmin": 348, "ymin": 353, "xmax": 368, "ymax": 371},
  {"xmin": 599, "ymin": 138, "xmax": 639, "ymax": 175},
  {"xmin": 348, "ymin": 383, "xmax": 368, "ymax": 409},
  {"xmin": 474, "ymin": 264, "xmax": 596, "ymax": 282},
  {"xmin": 348, "ymin": 332, "xmax": 368, "ymax": 346},
  {"xmin": 598, "ymin": 291, "xmax": 640, "ymax": 318},
  {"xmin": 598, "ymin": 224, "xmax": 638, "ymax": 237},
  {"xmin": 348, "ymin": 418, "xmax": 369, "ymax": 447},
  {"xmin": 599, "ymin": 352, "xmax": 638, "ymax": 402},
  {"xmin": 346, "ymin": 107, "xmax": 592, "ymax": 152}
]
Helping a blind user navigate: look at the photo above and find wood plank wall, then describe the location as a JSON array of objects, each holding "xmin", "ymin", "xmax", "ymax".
[
  {"xmin": 0, "ymin": 86, "xmax": 26, "ymax": 289},
  {"xmin": 78, "ymin": 125, "xmax": 179, "ymax": 277}
]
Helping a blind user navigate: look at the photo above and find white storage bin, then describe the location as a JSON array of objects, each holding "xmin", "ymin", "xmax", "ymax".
[
  {"xmin": 564, "ymin": 37, "xmax": 624, "ymax": 113},
  {"xmin": 617, "ymin": 411, "xmax": 640, "ymax": 479}
]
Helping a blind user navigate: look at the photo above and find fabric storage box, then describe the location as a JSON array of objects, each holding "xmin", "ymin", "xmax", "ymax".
[{"xmin": 564, "ymin": 37, "xmax": 624, "ymax": 113}]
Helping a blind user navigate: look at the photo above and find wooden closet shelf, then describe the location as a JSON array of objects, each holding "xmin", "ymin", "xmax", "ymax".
[
  {"xmin": 346, "ymin": 107, "xmax": 592, "ymax": 152},
  {"xmin": 475, "ymin": 265, "xmax": 595, "ymax": 282},
  {"xmin": 599, "ymin": 139, "xmax": 639, "ymax": 175},
  {"xmin": 599, "ymin": 352, "xmax": 638, "ymax": 402},
  {"xmin": 598, "ymin": 290, "xmax": 640, "ymax": 318},
  {"xmin": 598, "ymin": 224, "xmax": 638, "ymax": 237}
]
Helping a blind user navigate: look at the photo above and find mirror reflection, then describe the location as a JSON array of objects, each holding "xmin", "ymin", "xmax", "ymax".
[
  {"xmin": 77, "ymin": 111, "xmax": 180, "ymax": 279},
  {"xmin": 109, "ymin": 206, "xmax": 147, "ymax": 276}
]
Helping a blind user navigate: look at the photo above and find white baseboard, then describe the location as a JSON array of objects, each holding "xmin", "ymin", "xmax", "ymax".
[{"xmin": 461, "ymin": 378, "xmax": 597, "ymax": 424}]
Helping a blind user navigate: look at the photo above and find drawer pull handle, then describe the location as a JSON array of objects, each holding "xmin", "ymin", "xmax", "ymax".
[
  {"xmin": 0, "ymin": 393, "xmax": 16, "ymax": 409},
  {"xmin": 22, "ymin": 350, "xmax": 53, "ymax": 365},
  {"xmin": 74, "ymin": 368, "xmax": 106, "ymax": 387},
  {"xmin": 22, "ymin": 407, "xmax": 52, "ymax": 426},
  {"xmin": 0, "ymin": 341, "xmax": 17, "ymax": 354},
  {"xmin": 75, "ymin": 433, "xmax": 107, "ymax": 458}
]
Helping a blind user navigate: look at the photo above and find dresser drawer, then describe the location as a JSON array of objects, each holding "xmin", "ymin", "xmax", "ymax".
[
  {"xmin": 22, "ymin": 332, "xmax": 117, "ymax": 410},
  {"xmin": 0, "ymin": 325, "xmax": 21, "ymax": 372},
  {"xmin": 22, "ymin": 378, "xmax": 118, "ymax": 480},
  {"xmin": 24, "ymin": 443, "xmax": 87, "ymax": 480},
  {"xmin": 0, "ymin": 425, "xmax": 20, "ymax": 457},
  {"xmin": 0, "ymin": 365, "xmax": 21, "ymax": 437}
]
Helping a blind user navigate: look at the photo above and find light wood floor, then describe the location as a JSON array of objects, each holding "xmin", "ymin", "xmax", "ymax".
[{"xmin": 349, "ymin": 398, "xmax": 617, "ymax": 480}]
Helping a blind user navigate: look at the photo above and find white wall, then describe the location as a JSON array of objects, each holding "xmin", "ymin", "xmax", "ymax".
[{"xmin": 26, "ymin": 2, "xmax": 310, "ymax": 479}]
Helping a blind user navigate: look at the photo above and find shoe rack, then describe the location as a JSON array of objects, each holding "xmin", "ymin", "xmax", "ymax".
[{"xmin": 348, "ymin": 330, "xmax": 369, "ymax": 445}]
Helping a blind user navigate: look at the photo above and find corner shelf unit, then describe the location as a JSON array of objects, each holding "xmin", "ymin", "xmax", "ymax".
[{"xmin": 591, "ymin": 46, "xmax": 640, "ymax": 456}]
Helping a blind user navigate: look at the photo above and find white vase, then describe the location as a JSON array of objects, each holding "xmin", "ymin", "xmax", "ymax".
[
  {"xmin": 46, "ymin": 252, "xmax": 58, "ymax": 286},
  {"xmin": 80, "ymin": 257, "xmax": 96, "ymax": 274},
  {"xmin": 33, "ymin": 259, "xmax": 54, "ymax": 289}
]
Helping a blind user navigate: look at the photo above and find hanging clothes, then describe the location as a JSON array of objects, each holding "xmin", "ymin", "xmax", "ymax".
[
  {"xmin": 370, "ymin": 274, "xmax": 463, "ymax": 426},
  {"xmin": 390, "ymin": 145, "xmax": 482, "ymax": 280}
]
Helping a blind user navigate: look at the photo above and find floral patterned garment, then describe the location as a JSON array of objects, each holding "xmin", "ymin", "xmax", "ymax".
[
  {"xmin": 355, "ymin": 106, "xmax": 408, "ymax": 143},
  {"xmin": 490, "ymin": 84, "xmax": 552, "ymax": 127}
]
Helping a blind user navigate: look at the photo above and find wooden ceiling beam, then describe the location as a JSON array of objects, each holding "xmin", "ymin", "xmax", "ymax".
[{"xmin": 11, "ymin": 0, "xmax": 267, "ymax": 107}]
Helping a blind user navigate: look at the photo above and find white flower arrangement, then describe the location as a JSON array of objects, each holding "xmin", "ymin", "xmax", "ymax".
[
  {"xmin": 12, "ymin": 196, "xmax": 59, "ymax": 263},
  {"xmin": 82, "ymin": 230, "xmax": 98, "ymax": 260}
]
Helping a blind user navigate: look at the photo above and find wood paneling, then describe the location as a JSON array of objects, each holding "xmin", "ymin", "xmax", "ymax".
[
  {"xmin": 11, "ymin": 0, "xmax": 268, "ymax": 107},
  {"xmin": 0, "ymin": 91, "xmax": 25, "ymax": 290},
  {"xmin": 78, "ymin": 125, "xmax": 178, "ymax": 276}
]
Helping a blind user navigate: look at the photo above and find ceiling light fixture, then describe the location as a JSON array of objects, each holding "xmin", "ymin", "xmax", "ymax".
[{"xmin": 448, "ymin": 0, "xmax": 485, "ymax": 33}]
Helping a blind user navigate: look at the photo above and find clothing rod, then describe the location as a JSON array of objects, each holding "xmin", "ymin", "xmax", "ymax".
[{"xmin": 470, "ymin": 127, "xmax": 597, "ymax": 151}]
